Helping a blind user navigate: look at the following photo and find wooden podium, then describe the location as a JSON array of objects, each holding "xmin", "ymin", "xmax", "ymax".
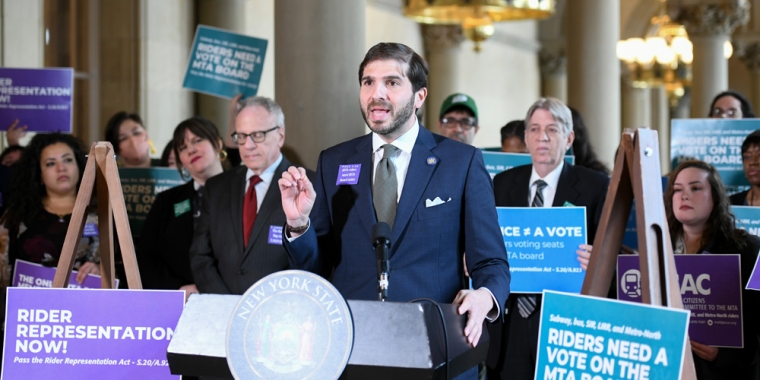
[
  {"xmin": 581, "ymin": 129, "xmax": 696, "ymax": 379},
  {"xmin": 52, "ymin": 141, "xmax": 142, "ymax": 290}
]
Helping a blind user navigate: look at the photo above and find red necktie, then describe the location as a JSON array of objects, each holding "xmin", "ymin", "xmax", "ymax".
[{"xmin": 243, "ymin": 175, "xmax": 262, "ymax": 247}]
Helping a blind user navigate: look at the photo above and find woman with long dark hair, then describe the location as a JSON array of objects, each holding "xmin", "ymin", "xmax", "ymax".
[{"xmin": 664, "ymin": 160, "xmax": 760, "ymax": 379}]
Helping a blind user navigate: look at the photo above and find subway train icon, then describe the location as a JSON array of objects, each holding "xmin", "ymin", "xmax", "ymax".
[{"xmin": 621, "ymin": 269, "xmax": 642, "ymax": 298}]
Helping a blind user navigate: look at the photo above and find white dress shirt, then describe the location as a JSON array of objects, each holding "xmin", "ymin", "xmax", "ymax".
[
  {"xmin": 245, "ymin": 153, "xmax": 283, "ymax": 210},
  {"xmin": 528, "ymin": 160, "xmax": 564, "ymax": 207}
]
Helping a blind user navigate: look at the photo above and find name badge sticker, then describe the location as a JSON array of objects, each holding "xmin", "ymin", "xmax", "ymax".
[
  {"xmin": 268, "ymin": 225, "xmax": 283, "ymax": 245},
  {"xmin": 336, "ymin": 164, "xmax": 361, "ymax": 185},
  {"xmin": 174, "ymin": 199, "xmax": 191, "ymax": 217},
  {"xmin": 82, "ymin": 223, "xmax": 99, "ymax": 237}
]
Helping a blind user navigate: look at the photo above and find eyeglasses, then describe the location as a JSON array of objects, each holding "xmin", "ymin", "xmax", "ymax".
[
  {"xmin": 711, "ymin": 107, "xmax": 739, "ymax": 118},
  {"xmin": 231, "ymin": 126, "xmax": 280, "ymax": 145},
  {"xmin": 440, "ymin": 117, "xmax": 477, "ymax": 130}
]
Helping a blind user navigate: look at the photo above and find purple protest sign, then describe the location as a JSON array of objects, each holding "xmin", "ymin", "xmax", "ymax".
[
  {"xmin": 1, "ymin": 288, "xmax": 183, "ymax": 379},
  {"xmin": 748, "ymin": 255, "xmax": 760, "ymax": 291},
  {"xmin": 617, "ymin": 254, "xmax": 743, "ymax": 347},
  {"xmin": 0, "ymin": 68, "xmax": 73, "ymax": 133},
  {"xmin": 12, "ymin": 260, "xmax": 118, "ymax": 289}
]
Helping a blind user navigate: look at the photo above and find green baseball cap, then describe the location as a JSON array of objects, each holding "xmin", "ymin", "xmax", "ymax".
[{"xmin": 439, "ymin": 93, "xmax": 478, "ymax": 119}]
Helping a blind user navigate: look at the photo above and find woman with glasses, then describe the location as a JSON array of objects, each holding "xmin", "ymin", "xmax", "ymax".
[
  {"xmin": 708, "ymin": 91, "xmax": 755, "ymax": 119},
  {"xmin": 137, "ymin": 117, "xmax": 225, "ymax": 299}
]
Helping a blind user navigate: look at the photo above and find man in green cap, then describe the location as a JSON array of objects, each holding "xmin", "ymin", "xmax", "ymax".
[{"xmin": 438, "ymin": 93, "xmax": 480, "ymax": 145}]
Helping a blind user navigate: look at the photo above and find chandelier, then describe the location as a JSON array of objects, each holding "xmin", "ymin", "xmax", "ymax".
[
  {"xmin": 403, "ymin": 0, "xmax": 555, "ymax": 51},
  {"xmin": 616, "ymin": 4, "xmax": 733, "ymax": 104}
]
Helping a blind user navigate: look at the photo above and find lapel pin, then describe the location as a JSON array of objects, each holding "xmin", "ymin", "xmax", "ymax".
[{"xmin": 426, "ymin": 156, "xmax": 437, "ymax": 165}]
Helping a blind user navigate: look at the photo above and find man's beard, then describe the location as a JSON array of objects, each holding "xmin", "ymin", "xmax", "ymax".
[{"xmin": 361, "ymin": 94, "xmax": 416, "ymax": 137}]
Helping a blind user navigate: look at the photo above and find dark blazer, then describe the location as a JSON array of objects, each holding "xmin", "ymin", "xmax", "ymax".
[
  {"xmin": 137, "ymin": 181, "xmax": 196, "ymax": 289},
  {"xmin": 729, "ymin": 189, "xmax": 749, "ymax": 206},
  {"xmin": 284, "ymin": 126, "xmax": 511, "ymax": 307},
  {"xmin": 487, "ymin": 162, "xmax": 609, "ymax": 380},
  {"xmin": 190, "ymin": 156, "xmax": 313, "ymax": 295}
]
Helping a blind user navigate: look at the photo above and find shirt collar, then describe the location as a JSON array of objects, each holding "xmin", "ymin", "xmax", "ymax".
[
  {"xmin": 529, "ymin": 160, "xmax": 564, "ymax": 190},
  {"xmin": 372, "ymin": 117, "xmax": 419, "ymax": 156},
  {"xmin": 246, "ymin": 153, "xmax": 283, "ymax": 184}
]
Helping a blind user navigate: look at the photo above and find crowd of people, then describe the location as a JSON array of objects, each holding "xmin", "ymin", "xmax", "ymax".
[{"xmin": 0, "ymin": 42, "xmax": 758, "ymax": 379}]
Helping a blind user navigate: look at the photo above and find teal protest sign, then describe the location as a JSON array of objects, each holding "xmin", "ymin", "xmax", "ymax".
[
  {"xmin": 183, "ymin": 25, "xmax": 268, "ymax": 99},
  {"xmin": 119, "ymin": 168, "xmax": 186, "ymax": 237},
  {"xmin": 671, "ymin": 119, "xmax": 760, "ymax": 193},
  {"xmin": 482, "ymin": 151, "xmax": 574, "ymax": 178},
  {"xmin": 497, "ymin": 207, "xmax": 587, "ymax": 293},
  {"xmin": 537, "ymin": 291, "xmax": 690, "ymax": 380}
]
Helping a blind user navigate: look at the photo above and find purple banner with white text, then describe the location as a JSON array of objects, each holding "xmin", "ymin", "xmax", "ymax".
[
  {"xmin": 0, "ymin": 67, "xmax": 73, "ymax": 133},
  {"xmin": 1, "ymin": 288, "xmax": 183, "ymax": 379},
  {"xmin": 617, "ymin": 254, "xmax": 743, "ymax": 347},
  {"xmin": 12, "ymin": 260, "xmax": 118, "ymax": 289}
]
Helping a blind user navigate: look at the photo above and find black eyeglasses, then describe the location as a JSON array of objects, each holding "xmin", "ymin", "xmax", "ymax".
[
  {"xmin": 231, "ymin": 126, "xmax": 280, "ymax": 145},
  {"xmin": 440, "ymin": 117, "xmax": 477, "ymax": 130}
]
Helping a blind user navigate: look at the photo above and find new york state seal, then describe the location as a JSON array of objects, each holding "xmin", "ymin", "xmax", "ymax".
[{"xmin": 226, "ymin": 270, "xmax": 353, "ymax": 380}]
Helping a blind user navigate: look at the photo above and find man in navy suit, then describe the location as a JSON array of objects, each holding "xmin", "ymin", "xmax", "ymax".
[
  {"xmin": 278, "ymin": 43, "xmax": 510, "ymax": 353},
  {"xmin": 486, "ymin": 98, "xmax": 609, "ymax": 380}
]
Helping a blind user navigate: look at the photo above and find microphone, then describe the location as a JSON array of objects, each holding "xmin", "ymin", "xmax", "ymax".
[{"xmin": 372, "ymin": 222, "xmax": 391, "ymax": 302}]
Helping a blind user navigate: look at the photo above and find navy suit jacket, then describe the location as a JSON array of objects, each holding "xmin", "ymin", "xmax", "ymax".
[{"xmin": 284, "ymin": 126, "xmax": 511, "ymax": 307}]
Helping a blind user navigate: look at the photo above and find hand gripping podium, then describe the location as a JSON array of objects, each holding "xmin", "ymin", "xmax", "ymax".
[{"xmin": 167, "ymin": 271, "xmax": 488, "ymax": 379}]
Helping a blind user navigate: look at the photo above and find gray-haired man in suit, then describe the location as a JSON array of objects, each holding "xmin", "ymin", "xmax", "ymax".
[{"xmin": 190, "ymin": 96, "xmax": 314, "ymax": 294}]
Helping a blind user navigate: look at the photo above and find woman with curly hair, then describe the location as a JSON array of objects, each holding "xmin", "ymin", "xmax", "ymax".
[
  {"xmin": 0, "ymin": 133, "xmax": 100, "ymax": 288},
  {"xmin": 664, "ymin": 160, "xmax": 760, "ymax": 379}
]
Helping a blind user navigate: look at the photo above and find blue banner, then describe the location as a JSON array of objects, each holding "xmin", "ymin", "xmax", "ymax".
[
  {"xmin": 732, "ymin": 205, "xmax": 760, "ymax": 238},
  {"xmin": 482, "ymin": 151, "xmax": 574, "ymax": 178},
  {"xmin": 497, "ymin": 207, "xmax": 586, "ymax": 293},
  {"xmin": 182, "ymin": 25, "xmax": 268, "ymax": 99},
  {"xmin": 537, "ymin": 291, "xmax": 690, "ymax": 380},
  {"xmin": 671, "ymin": 119, "xmax": 760, "ymax": 193},
  {"xmin": 119, "ymin": 168, "xmax": 186, "ymax": 237}
]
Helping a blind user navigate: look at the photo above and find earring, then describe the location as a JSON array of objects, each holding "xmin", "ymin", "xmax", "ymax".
[
  {"xmin": 219, "ymin": 149, "xmax": 228, "ymax": 162},
  {"xmin": 148, "ymin": 139, "xmax": 157, "ymax": 155},
  {"xmin": 181, "ymin": 167, "xmax": 189, "ymax": 178}
]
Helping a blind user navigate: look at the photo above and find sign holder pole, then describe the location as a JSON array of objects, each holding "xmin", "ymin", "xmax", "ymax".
[
  {"xmin": 51, "ymin": 142, "xmax": 142, "ymax": 289},
  {"xmin": 581, "ymin": 129, "xmax": 696, "ymax": 379}
]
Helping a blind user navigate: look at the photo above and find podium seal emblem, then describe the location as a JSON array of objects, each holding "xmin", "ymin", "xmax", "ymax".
[{"xmin": 226, "ymin": 270, "xmax": 353, "ymax": 379}]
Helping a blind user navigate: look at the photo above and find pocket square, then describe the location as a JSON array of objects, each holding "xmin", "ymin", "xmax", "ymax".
[{"xmin": 425, "ymin": 197, "xmax": 451, "ymax": 207}]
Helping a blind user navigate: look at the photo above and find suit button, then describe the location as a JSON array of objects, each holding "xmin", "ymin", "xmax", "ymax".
[{"xmin": 239, "ymin": 269, "xmax": 246, "ymax": 275}]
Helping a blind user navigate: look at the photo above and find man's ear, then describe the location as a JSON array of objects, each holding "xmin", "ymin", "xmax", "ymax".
[
  {"xmin": 414, "ymin": 87, "xmax": 427, "ymax": 109},
  {"xmin": 566, "ymin": 130, "xmax": 575, "ymax": 149}
]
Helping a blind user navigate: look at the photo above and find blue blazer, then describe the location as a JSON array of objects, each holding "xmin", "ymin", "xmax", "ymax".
[{"xmin": 285, "ymin": 126, "xmax": 510, "ymax": 308}]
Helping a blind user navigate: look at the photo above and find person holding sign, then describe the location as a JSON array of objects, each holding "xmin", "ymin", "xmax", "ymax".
[
  {"xmin": 104, "ymin": 112, "xmax": 158, "ymax": 168},
  {"xmin": 665, "ymin": 160, "xmax": 760, "ymax": 379},
  {"xmin": 486, "ymin": 98, "xmax": 609, "ymax": 380},
  {"xmin": 190, "ymin": 96, "xmax": 312, "ymax": 295},
  {"xmin": 730, "ymin": 130, "xmax": 760, "ymax": 206},
  {"xmin": 138, "ymin": 117, "xmax": 225, "ymax": 299}
]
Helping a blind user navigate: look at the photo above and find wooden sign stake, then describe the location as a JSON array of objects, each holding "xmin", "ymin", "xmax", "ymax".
[
  {"xmin": 52, "ymin": 142, "xmax": 142, "ymax": 289},
  {"xmin": 582, "ymin": 129, "xmax": 696, "ymax": 379}
]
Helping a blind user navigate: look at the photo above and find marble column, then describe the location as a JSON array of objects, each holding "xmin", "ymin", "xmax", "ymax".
[
  {"xmin": 650, "ymin": 86, "xmax": 671, "ymax": 174},
  {"xmin": 621, "ymin": 84, "xmax": 652, "ymax": 131},
  {"xmin": 274, "ymin": 0, "xmax": 366, "ymax": 169},
  {"xmin": 0, "ymin": 0, "xmax": 44, "ymax": 149},
  {"xmin": 422, "ymin": 24, "xmax": 464, "ymax": 128},
  {"xmin": 566, "ymin": 0, "xmax": 620, "ymax": 169},
  {"xmin": 669, "ymin": 0, "xmax": 749, "ymax": 118},
  {"xmin": 196, "ymin": 0, "xmax": 247, "ymax": 139},
  {"xmin": 737, "ymin": 41, "xmax": 760, "ymax": 113},
  {"xmin": 539, "ymin": 45, "xmax": 567, "ymax": 103}
]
